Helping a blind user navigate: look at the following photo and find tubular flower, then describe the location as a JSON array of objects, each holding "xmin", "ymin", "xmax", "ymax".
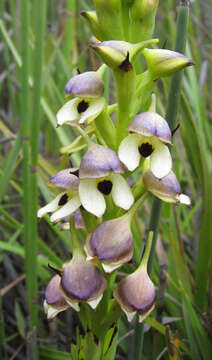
[
  {"xmin": 85, "ymin": 215, "xmax": 133, "ymax": 273},
  {"xmin": 60, "ymin": 252, "xmax": 107, "ymax": 311},
  {"xmin": 78, "ymin": 145, "xmax": 134, "ymax": 217},
  {"xmin": 37, "ymin": 168, "xmax": 81, "ymax": 223},
  {"xmin": 118, "ymin": 111, "xmax": 172, "ymax": 178},
  {"xmin": 143, "ymin": 169, "xmax": 191, "ymax": 205},
  {"xmin": 113, "ymin": 266, "xmax": 156, "ymax": 322},
  {"xmin": 44, "ymin": 275, "xmax": 69, "ymax": 319},
  {"xmin": 56, "ymin": 71, "xmax": 105, "ymax": 127}
]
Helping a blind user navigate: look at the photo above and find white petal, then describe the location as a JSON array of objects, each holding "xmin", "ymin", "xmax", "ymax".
[
  {"xmin": 50, "ymin": 195, "xmax": 81, "ymax": 223},
  {"xmin": 56, "ymin": 98, "xmax": 79, "ymax": 126},
  {"xmin": 87, "ymin": 294, "xmax": 103, "ymax": 309},
  {"xmin": 150, "ymin": 144, "xmax": 172, "ymax": 178},
  {"xmin": 111, "ymin": 174, "xmax": 134, "ymax": 210},
  {"xmin": 79, "ymin": 97, "xmax": 105, "ymax": 124},
  {"xmin": 37, "ymin": 193, "xmax": 65, "ymax": 218},
  {"xmin": 65, "ymin": 299, "xmax": 80, "ymax": 312},
  {"xmin": 79, "ymin": 179, "xmax": 106, "ymax": 217},
  {"xmin": 122, "ymin": 308, "xmax": 136, "ymax": 323},
  {"xmin": 138, "ymin": 303, "xmax": 155, "ymax": 323},
  {"xmin": 102, "ymin": 262, "xmax": 122, "ymax": 273},
  {"xmin": 43, "ymin": 300, "xmax": 68, "ymax": 320},
  {"xmin": 118, "ymin": 134, "xmax": 141, "ymax": 171},
  {"xmin": 176, "ymin": 194, "xmax": 191, "ymax": 206}
]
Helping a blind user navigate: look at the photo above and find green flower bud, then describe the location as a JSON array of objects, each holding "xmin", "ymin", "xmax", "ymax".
[
  {"xmin": 130, "ymin": 0, "xmax": 159, "ymax": 43},
  {"xmin": 94, "ymin": 0, "xmax": 124, "ymax": 40},
  {"xmin": 143, "ymin": 48, "xmax": 195, "ymax": 80},
  {"xmin": 91, "ymin": 39, "xmax": 158, "ymax": 69},
  {"xmin": 80, "ymin": 11, "xmax": 105, "ymax": 41}
]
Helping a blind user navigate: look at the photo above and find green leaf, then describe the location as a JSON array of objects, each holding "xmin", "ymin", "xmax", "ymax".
[{"xmin": 14, "ymin": 302, "xmax": 25, "ymax": 339}]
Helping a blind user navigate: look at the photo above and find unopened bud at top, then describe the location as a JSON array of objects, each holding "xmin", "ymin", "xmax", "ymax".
[
  {"xmin": 131, "ymin": 0, "xmax": 159, "ymax": 20},
  {"xmin": 143, "ymin": 48, "xmax": 194, "ymax": 80},
  {"xmin": 65, "ymin": 71, "xmax": 104, "ymax": 98},
  {"xmin": 80, "ymin": 11, "xmax": 105, "ymax": 41}
]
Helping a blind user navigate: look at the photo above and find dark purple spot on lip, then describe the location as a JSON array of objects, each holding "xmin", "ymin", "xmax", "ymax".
[
  {"xmin": 97, "ymin": 180, "xmax": 113, "ymax": 195},
  {"xmin": 70, "ymin": 169, "xmax": 79, "ymax": 177},
  {"xmin": 77, "ymin": 100, "xmax": 89, "ymax": 113},
  {"xmin": 58, "ymin": 193, "xmax": 68, "ymax": 206},
  {"xmin": 138, "ymin": 143, "xmax": 154, "ymax": 158}
]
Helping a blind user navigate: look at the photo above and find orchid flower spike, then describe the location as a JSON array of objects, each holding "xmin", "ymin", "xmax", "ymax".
[
  {"xmin": 78, "ymin": 144, "xmax": 134, "ymax": 217},
  {"xmin": 118, "ymin": 111, "xmax": 172, "ymax": 178},
  {"xmin": 56, "ymin": 71, "xmax": 105, "ymax": 127},
  {"xmin": 143, "ymin": 169, "xmax": 191, "ymax": 205},
  {"xmin": 44, "ymin": 275, "xmax": 69, "ymax": 319},
  {"xmin": 37, "ymin": 168, "xmax": 81, "ymax": 223}
]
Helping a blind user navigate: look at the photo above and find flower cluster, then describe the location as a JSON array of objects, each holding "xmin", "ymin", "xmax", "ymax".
[{"xmin": 39, "ymin": 2, "xmax": 193, "ymax": 326}]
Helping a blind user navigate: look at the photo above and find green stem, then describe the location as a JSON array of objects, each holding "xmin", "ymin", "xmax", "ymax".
[
  {"xmin": 114, "ymin": 66, "xmax": 136, "ymax": 146},
  {"xmin": 95, "ymin": 108, "xmax": 117, "ymax": 150}
]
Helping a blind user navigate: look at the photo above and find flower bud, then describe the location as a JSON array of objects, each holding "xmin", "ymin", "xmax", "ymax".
[
  {"xmin": 80, "ymin": 11, "xmax": 105, "ymax": 41},
  {"xmin": 60, "ymin": 253, "xmax": 107, "ymax": 311},
  {"xmin": 143, "ymin": 169, "xmax": 191, "ymax": 205},
  {"xmin": 130, "ymin": 0, "xmax": 159, "ymax": 43},
  {"xmin": 143, "ymin": 48, "xmax": 194, "ymax": 80},
  {"xmin": 85, "ymin": 215, "xmax": 133, "ymax": 273},
  {"xmin": 114, "ymin": 266, "xmax": 155, "ymax": 322},
  {"xmin": 91, "ymin": 39, "xmax": 158, "ymax": 69},
  {"xmin": 93, "ymin": 0, "xmax": 124, "ymax": 40},
  {"xmin": 44, "ymin": 275, "xmax": 69, "ymax": 319},
  {"xmin": 131, "ymin": 0, "xmax": 159, "ymax": 19},
  {"xmin": 65, "ymin": 71, "xmax": 104, "ymax": 98}
]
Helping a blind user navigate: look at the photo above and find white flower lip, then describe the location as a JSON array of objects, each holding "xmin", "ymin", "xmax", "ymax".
[
  {"xmin": 118, "ymin": 133, "xmax": 172, "ymax": 178},
  {"xmin": 56, "ymin": 96, "xmax": 105, "ymax": 127},
  {"xmin": 50, "ymin": 195, "xmax": 81, "ymax": 223},
  {"xmin": 65, "ymin": 71, "xmax": 104, "ymax": 98},
  {"xmin": 78, "ymin": 174, "xmax": 134, "ymax": 218},
  {"xmin": 79, "ymin": 178, "xmax": 106, "ymax": 218}
]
